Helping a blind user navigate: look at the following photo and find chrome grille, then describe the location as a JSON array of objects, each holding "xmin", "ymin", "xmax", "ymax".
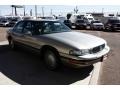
[{"xmin": 91, "ymin": 44, "xmax": 105, "ymax": 54}]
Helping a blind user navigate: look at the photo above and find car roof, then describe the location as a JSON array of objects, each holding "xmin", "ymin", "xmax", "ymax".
[{"xmin": 21, "ymin": 19, "xmax": 59, "ymax": 22}]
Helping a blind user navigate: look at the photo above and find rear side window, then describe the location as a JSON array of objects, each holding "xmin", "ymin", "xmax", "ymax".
[
  {"xmin": 32, "ymin": 21, "xmax": 43, "ymax": 35},
  {"xmin": 23, "ymin": 21, "xmax": 43, "ymax": 35},
  {"xmin": 23, "ymin": 21, "xmax": 32, "ymax": 33}
]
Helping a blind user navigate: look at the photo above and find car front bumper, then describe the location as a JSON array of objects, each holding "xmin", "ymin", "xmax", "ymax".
[
  {"xmin": 112, "ymin": 26, "xmax": 120, "ymax": 30},
  {"xmin": 93, "ymin": 26, "xmax": 104, "ymax": 29},
  {"xmin": 60, "ymin": 46, "xmax": 110, "ymax": 68}
]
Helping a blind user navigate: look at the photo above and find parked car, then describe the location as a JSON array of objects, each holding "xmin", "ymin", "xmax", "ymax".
[
  {"xmin": 64, "ymin": 19, "xmax": 72, "ymax": 28},
  {"xmin": 8, "ymin": 17, "xmax": 21, "ymax": 27},
  {"xmin": 74, "ymin": 19, "xmax": 87, "ymax": 29},
  {"xmin": 6, "ymin": 19, "xmax": 110, "ymax": 70},
  {"xmin": 83, "ymin": 14, "xmax": 95, "ymax": 23},
  {"xmin": 56, "ymin": 16, "xmax": 66, "ymax": 22},
  {"xmin": 90, "ymin": 20, "xmax": 104, "ymax": 30},
  {"xmin": 105, "ymin": 18, "xmax": 120, "ymax": 31},
  {"xmin": 0, "ymin": 19, "xmax": 10, "ymax": 27},
  {"xmin": 69, "ymin": 14, "xmax": 83, "ymax": 26}
]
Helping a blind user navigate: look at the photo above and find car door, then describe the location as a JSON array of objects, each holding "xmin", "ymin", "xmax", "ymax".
[
  {"xmin": 12, "ymin": 21, "xmax": 25, "ymax": 44},
  {"xmin": 22, "ymin": 21, "xmax": 43, "ymax": 49}
]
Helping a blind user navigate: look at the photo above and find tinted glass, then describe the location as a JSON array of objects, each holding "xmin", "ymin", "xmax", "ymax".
[
  {"xmin": 92, "ymin": 21, "xmax": 101, "ymax": 23},
  {"xmin": 23, "ymin": 21, "xmax": 32, "ymax": 33},
  {"xmin": 109, "ymin": 20, "xmax": 120, "ymax": 23},
  {"xmin": 77, "ymin": 16, "xmax": 82, "ymax": 19},
  {"xmin": 32, "ymin": 21, "xmax": 43, "ymax": 35},
  {"xmin": 76, "ymin": 20, "xmax": 85, "ymax": 23},
  {"xmin": 88, "ymin": 18, "xmax": 94, "ymax": 20},
  {"xmin": 13, "ymin": 21, "xmax": 24, "ymax": 33},
  {"xmin": 43, "ymin": 21, "xmax": 71, "ymax": 34}
]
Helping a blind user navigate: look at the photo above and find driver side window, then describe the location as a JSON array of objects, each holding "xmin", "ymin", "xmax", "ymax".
[
  {"xmin": 23, "ymin": 22, "xmax": 32, "ymax": 33},
  {"xmin": 13, "ymin": 21, "xmax": 24, "ymax": 33}
]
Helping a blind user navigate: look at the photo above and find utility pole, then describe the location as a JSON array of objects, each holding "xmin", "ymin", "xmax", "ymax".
[
  {"xmin": 11, "ymin": 5, "xmax": 24, "ymax": 16},
  {"xmin": 50, "ymin": 9, "xmax": 53, "ymax": 16},
  {"xmin": 35, "ymin": 5, "xmax": 37, "ymax": 19},
  {"xmin": 12, "ymin": 6, "xmax": 13, "ymax": 16},
  {"xmin": 24, "ymin": 5, "xmax": 26, "ymax": 16},
  {"xmin": 102, "ymin": 8, "xmax": 104, "ymax": 13},
  {"xmin": 0, "ymin": 10, "xmax": 1, "ymax": 16},
  {"xmin": 30, "ymin": 9, "xmax": 32, "ymax": 16},
  {"xmin": 42, "ymin": 7, "xmax": 44, "ymax": 17},
  {"xmin": 15, "ymin": 7, "xmax": 17, "ymax": 16}
]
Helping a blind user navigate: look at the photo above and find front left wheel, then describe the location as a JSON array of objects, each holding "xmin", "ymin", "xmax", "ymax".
[{"xmin": 43, "ymin": 50, "xmax": 60, "ymax": 70}]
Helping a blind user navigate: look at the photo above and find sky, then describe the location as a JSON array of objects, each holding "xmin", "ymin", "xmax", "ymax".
[{"xmin": 0, "ymin": 5, "xmax": 120, "ymax": 16}]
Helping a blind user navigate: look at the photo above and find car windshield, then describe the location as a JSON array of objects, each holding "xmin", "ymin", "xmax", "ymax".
[
  {"xmin": 92, "ymin": 21, "xmax": 101, "ymax": 23},
  {"xmin": 43, "ymin": 21, "xmax": 71, "ymax": 34},
  {"xmin": 42, "ymin": 17, "xmax": 53, "ymax": 19},
  {"xmin": 88, "ymin": 18, "xmax": 93, "ymax": 20},
  {"xmin": 64, "ymin": 20, "xmax": 70, "ymax": 23},
  {"xmin": 109, "ymin": 20, "xmax": 120, "ymax": 23},
  {"xmin": 77, "ymin": 16, "xmax": 82, "ymax": 19},
  {"xmin": 1, "ymin": 20, "xmax": 7, "ymax": 23},
  {"xmin": 76, "ymin": 20, "xmax": 85, "ymax": 23},
  {"xmin": 11, "ymin": 18, "xmax": 18, "ymax": 21}
]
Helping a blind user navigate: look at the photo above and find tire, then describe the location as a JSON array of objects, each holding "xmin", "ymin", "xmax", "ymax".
[
  {"xmin": 105, "ymin": 26, "xmax": 112, "ymax": 32},
  {"xmin": 8, "ymin": 39, "xmax": 17, "ymax": 50},
  {"xmin": 43, "ymin": 49, "xmax": 60, "ymax": 70}
]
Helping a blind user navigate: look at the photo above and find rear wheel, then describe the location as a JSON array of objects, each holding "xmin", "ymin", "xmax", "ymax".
[
  {"xmin": 105, "ymin": 26, "xmax": 112, "ymax": 32},
  {"xmin": 44, "ymin": 49, "xmax": 60, "ymax": 70}
]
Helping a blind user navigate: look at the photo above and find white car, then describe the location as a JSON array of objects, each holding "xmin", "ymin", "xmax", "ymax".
[
  {"xmin": 7, "ymin": 19, "xmax": 110, "ymax": 70},
  {"xmin": 0, "ymin": 20, "xmax": 9, "ymax": 27},
  {"xmin": 91, "ymin": 20, "xmax": 104, "ymax": 30}
]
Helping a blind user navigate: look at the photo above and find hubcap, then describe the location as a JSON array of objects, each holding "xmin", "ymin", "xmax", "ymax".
[{"xmin": 45, "ymin": 52, "xmax": 56, "ymax": 68}]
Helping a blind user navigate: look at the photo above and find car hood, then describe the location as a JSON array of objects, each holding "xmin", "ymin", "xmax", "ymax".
[{"xmin": 43, "ymin": 31, "xmax": 106, "ymax": 49}]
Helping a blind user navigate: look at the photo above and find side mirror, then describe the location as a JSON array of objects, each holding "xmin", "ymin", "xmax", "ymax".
[{"xmin": 24, "ymin": 31, "xmax": 32, "ymax": 36}]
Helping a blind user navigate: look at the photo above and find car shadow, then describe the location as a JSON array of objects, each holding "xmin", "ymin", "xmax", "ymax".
[
  {"xmin": 0, "ymin": 44, "xmax": 93, "ymax": 85},
  {"xmin": 103, "ymin": 30, "xmax": 120, "ymax": 33}
]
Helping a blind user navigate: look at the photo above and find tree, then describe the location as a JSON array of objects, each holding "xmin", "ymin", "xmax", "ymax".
[{"xmin": 66, "ymin": 13, "xmax": 72, "ymax": 20}]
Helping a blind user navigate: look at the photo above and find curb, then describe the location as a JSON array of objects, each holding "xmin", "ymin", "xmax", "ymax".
[
  {"xmin": 0, "ymin": 41, "xmax": 18, "ymax": 85},
  {"xmin": 71, "ymin": 62, "xmax": 102, "ymax": 85},
  {"xmin": 89, "ymin": 62, "xmax": 102, "ymax": 85},
  {"xmin": 0, "ymin": 41, "xmax": 8, "ymax": 45}
]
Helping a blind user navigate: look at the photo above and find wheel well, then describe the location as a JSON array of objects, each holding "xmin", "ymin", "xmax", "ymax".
[{"xmin": 40, "ymin": 45, "xmax": 60, "ymax": 57}]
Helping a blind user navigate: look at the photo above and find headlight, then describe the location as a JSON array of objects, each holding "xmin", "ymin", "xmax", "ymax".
[{"xmin": 69, "ymin": 49, "xmax": 89, "ymax": 56}]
